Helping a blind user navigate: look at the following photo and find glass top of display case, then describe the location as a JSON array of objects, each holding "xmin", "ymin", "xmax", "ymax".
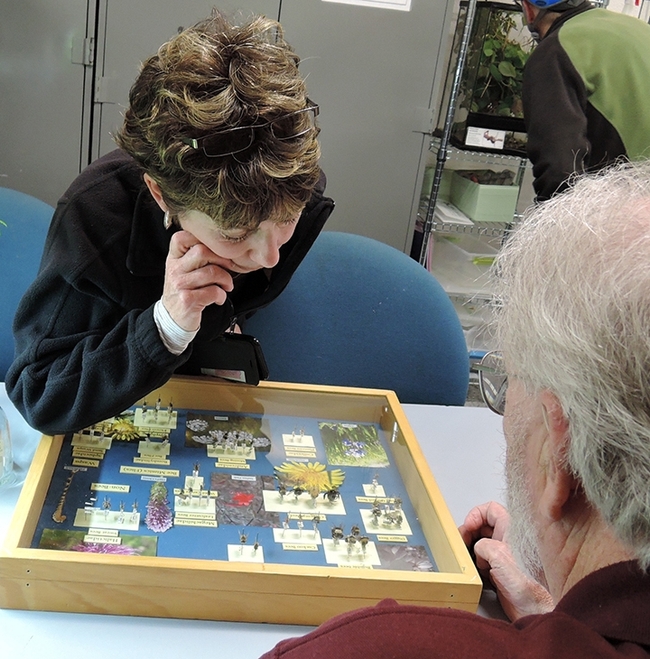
[{"xmin": 0, "ymin": 377, "xmax": 481, "ymax": 626}]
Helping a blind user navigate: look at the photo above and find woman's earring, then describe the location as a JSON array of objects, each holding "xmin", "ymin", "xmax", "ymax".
[{"xmin": 163, "ymin": 211, "xmax": 172, "ymax": 230}]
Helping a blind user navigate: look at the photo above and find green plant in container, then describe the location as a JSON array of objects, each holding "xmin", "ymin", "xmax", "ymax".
[{"xmin": 469, "ymin": 9, "xmax": 531, "ymax": 118}]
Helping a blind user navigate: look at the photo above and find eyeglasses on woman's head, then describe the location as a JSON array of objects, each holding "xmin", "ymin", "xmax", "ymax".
[{"xmin": 181, "ymin": 101, "xmax": 319, "ymax": 158}]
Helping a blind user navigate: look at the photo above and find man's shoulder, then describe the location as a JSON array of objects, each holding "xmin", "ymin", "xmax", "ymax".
[
  {"xmin": 261, "ymin": 600, "xmax": 514, "ymax": 659},
  {"xmin": 261, "ymin": 594, "xmax": 649, "ymax": 659},
  {"xmin": 525, "ymin": 8, "xmax": 623, "ymax": 69},
  {"xmin": 263, "ymin": 564, "xmax": 650, "ymax": 658},
  {"xmin": 551, "ymin": 561, "xmax": 650, "ymax": 647},
  {"xmin": 559, "ymin": 7, "xmax": 650, "ymax": 41},
  {"xmin": 554, "ymin": 8, "xmax": 650, "ymax": 78}
]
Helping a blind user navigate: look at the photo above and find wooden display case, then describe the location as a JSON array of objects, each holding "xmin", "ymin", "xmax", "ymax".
[{"xmin": 0, "ymin": 377, "xmax": 481, "ymax": 625}]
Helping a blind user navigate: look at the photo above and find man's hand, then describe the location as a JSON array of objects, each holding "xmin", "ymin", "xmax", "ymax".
[
  {"xmin": 162, "ymin": 231, "xmax": 235, "ymax": 331},
  {"xmin": 459, "ymin": 502, "xmax": 554, "ymax": 621}
]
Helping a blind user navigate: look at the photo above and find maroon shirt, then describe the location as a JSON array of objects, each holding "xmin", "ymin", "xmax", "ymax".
[{"xmin": 260, "ymin": 561, "xmax": 650, "ymax": 658}]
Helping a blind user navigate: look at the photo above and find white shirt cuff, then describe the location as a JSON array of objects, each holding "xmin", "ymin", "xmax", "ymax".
[{"xmin": 153, "ymin": 299, "xmax": 198, "ymax": 355}]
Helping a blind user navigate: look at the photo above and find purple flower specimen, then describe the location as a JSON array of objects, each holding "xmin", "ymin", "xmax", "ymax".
[{"xmin": 144, "ymin": 481, "xmax": 173, "ymax": 532}]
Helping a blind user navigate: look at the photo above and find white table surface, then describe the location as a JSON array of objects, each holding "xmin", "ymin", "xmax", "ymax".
[{"xmin": 0, "ymin": 386, "xmax": 506, "ymax": 658}]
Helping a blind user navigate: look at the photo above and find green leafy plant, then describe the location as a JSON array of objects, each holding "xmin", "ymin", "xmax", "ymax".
[{"xmin": 464, "ymin": 9, "xmax": 532, "ymax": 118}]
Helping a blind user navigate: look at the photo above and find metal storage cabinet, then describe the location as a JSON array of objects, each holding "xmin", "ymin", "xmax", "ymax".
[
  {"xmin": 90, "ymin": 0, "xmax": 279, "ymax": 159},
  {"xmin": 1, "ymin": 1, "xmax": 454, "ymax": 252},
  {"xmin": 411, "ymin": 0, "xmax": 533, "ymax": 352},
  {"xmin": 277, "ymin": 0, "xmax": 451, "ymax": 251},
  {"xmin": 0, "ymin": 0, "xmax": 94, "ymax": 205}
]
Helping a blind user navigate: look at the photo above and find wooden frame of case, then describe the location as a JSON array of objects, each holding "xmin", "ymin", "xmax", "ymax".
[{"xmin": 0, "ymin": 377, "xmax": 481, "ymax": 625}]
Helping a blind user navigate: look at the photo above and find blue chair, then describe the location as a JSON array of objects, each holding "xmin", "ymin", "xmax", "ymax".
[
  {"xmin": 245, "ymin": 231, "xmax": 469, "ymax": 405},
  {"xmin": 0, "ymin": 188, "xmax": 54, "ymax": 380}
]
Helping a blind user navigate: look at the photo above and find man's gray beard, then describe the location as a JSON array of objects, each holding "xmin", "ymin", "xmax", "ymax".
[{"xmin": 505, "ymin": 411, "xmax": 547, "ymax": 587}]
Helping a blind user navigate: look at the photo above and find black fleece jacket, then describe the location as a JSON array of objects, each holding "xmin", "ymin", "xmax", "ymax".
[{"xmin": 6, "ymin": 149, "xmax": 334, "ymax": 434}]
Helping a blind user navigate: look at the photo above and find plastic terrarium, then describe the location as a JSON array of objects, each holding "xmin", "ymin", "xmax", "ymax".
[{"xmin": 437, "ymin": 0, "xmax": 534, "ymax": 156}]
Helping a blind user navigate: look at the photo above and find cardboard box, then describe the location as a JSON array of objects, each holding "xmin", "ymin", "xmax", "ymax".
[{"xmin": 0, "ymin": 377, "xmax": 481, "ymax": 625}]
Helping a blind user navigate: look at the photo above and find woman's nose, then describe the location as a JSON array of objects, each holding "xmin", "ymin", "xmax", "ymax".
[{"xmin": 248, "ymin": 225, "xmax": 283, "ymax": 268}]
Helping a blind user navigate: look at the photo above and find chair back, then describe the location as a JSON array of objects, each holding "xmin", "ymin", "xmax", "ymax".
[
  {"xmin": 0, "ymin": 188, "xmax": 54, "ymax": 380},
  {"xmin": 245, "ymin": 231, "xmax": 469, "ymax": 405}
]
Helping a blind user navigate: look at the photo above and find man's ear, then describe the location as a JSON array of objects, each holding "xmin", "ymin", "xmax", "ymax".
[
  {"xmin": 539, "ymin": 390, "xmax": 575, "ymax": 521},
  {"xmin": 143, "ymin": 173, "xmax": 168, "ymax": 212},
  {"xmin": 522, "ymin": 0, "xmax": 538, "ymax": 25}
]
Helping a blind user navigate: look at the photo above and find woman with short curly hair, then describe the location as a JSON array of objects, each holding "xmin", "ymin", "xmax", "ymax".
[{"xmin": 7, "ymin": 11, "xmax": 335, "ymax": 434}]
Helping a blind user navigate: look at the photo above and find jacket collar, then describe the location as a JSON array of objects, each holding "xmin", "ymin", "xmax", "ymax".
[
  {"xmin": 126, "ymin": 186, "xmax": 174, "ymax": 277},
  {"xmin": 554, "ymin": 561, "xmax": 650, "ymax": 646}
]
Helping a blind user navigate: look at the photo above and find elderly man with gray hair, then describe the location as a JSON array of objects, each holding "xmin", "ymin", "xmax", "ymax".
[{"xmin": 260, "ymin": 161, "xmax": 650, "ymax": 658}]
